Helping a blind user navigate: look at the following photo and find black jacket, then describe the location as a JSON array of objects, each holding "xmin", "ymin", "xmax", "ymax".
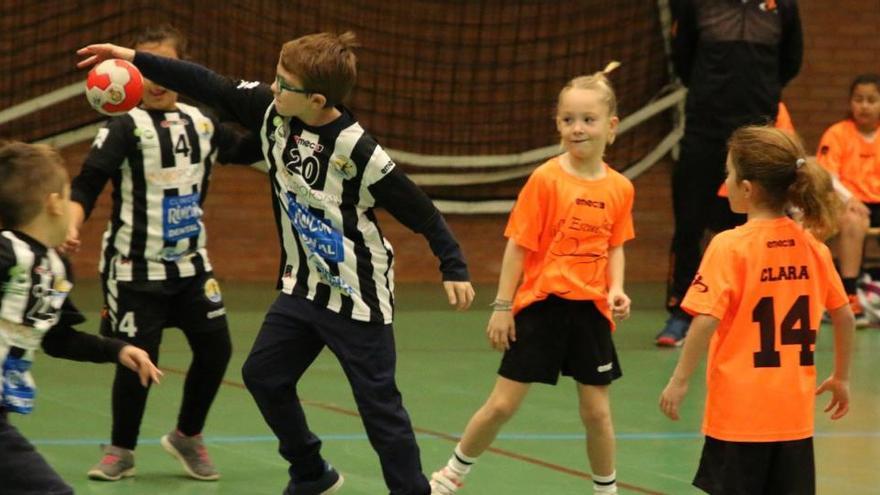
[{"xmin": 672, "ymin": 0, "xmax": 803, "ymax": 138}]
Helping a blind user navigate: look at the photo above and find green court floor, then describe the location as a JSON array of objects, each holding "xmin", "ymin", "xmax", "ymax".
[{"xmin": 13, "ymin": 282, "xmax": 880, "ymax": 494}]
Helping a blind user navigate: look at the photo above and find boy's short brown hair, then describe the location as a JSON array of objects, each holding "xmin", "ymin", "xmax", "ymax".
[
  {"xmin": 129, "ymin": 24, "xmax": 188, "ymax": 59},
  {"xmin": 0, "ymin": 141, "xmax": 68, "ymax": 229},
  {"xmin": 280, "ymin": 32, "xmax": 359, "ymax": 107}
]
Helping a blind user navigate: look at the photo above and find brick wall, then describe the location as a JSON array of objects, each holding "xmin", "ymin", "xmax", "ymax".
[{"xmin": 60, "ymin": 0, "xmax": 879, "ymax": 285}]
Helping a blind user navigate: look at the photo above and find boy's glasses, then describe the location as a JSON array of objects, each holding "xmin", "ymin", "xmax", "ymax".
[{"xmin": 275, "ymin": 75, "xmax": 313, "ymax": 95}]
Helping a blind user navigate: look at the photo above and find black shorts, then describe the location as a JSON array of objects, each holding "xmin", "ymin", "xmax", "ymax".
[
  {"xmin": 498, "ymin": 296, "xmax": 622, "ymax": 386},
  {"xmin": 868, "ymin": 203, "xmax": 880, "ymax": 227},
  {"xmin": 693, "ymin": 435, "xmax": 815, "ymax": 495},
  {"xmin": 100, "ymin": 271, "xmax": 228, "ymax": 345}
]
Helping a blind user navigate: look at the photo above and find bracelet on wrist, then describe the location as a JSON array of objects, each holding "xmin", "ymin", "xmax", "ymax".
[{"xmin": 489, "ymin": 299, "xmax": 513, "ymax": 311}]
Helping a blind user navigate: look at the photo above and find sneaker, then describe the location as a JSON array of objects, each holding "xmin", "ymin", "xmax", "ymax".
[
  {"xmin": 160, "ymin": 430, "xmax": 220, "ymax": 481},
  {"xmin": 87, "ymin": 444, "xmax": 135, "ymax": 481},
  {"xmin": 430, "ymin": 466, "xmax": 464, "ymax": 494},
  {"xmin": 848, "ymin": 294, "xmax": 870, "ymax": 329},
  {"xmin": 655, "ymin": 314, "xmax": 690, "ymax": 347},
  {"xmin": 284, "ymin": 463, "xmax": 344, "ymax": 494}
]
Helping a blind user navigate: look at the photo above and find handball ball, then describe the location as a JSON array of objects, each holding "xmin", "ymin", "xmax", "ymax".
[{"xmin": 85, "ymin": 59, "xmax": 143, "ymax": 116}]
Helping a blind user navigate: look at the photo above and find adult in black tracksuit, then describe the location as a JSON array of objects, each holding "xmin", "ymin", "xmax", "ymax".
[{"xmin": 656, "ymin": 0, "xmax": 803, "ymax": 346}]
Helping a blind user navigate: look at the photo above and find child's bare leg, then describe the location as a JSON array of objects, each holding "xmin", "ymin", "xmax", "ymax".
[{"xmin": 577, "ymin": 383, "xmax": 617, "ymax": 493}]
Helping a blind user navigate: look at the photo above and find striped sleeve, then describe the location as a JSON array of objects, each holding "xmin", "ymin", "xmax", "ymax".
[{"xmin": 72, "ymin": 116, "xmax": 133, "ymax": 218}]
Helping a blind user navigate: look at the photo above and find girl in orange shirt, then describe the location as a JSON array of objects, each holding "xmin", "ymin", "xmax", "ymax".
[
  {"xmin": 816, "ymin": 74, "xmax": 880, "ymax": 327},
  {"xmin": 430, "ymin": 65, "xmax": 634, "ymax": 495},
  {"xmin": 660, "ymin": 126, "xmax": 854, "ymax": 494}
]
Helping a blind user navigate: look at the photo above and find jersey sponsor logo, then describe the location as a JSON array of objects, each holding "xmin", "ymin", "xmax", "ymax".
[
  {"xmin": 380, "ymin": 159, "xmax": 394, "ymax": 175},
  {"xmin": 160, "ymin": 119, "xmax": 190, "ymax": 128},
  {"xmin": 198, "ymin": 120, "xmax": 213, "ymax": 136},
  {"xmin": 575, "ymin": 198, "xmax": 606, "ymax": 209},
  {"xmin": 761, "ymin": 265, "xmax": 810, "ymax": 282},
  {"xmin": 1, "ymin": 266, "xmax": 29, "ymax": 296},
  {"xmin": 294, "ymin": 135, "xmax": 324, "ymax": 153},
  {"xmin": 759, "ymin": 0, "xmax": 777, "ymax": 12},
  {"xmin": 766, "ymin": 239, "xmax": 795, "ymax": 248},
  {"xmin": 308, "ymin": 252, "xmax": 355, "ymax": 295},
  {"xmin": 204, "ymin": 278, "xmax": 223, "ymax": 303},
  {"xmin": 286, "ymin": 194, "xmax": 345, "ymax": 263},
  {"xmin": 1, "ymin": 354, "xmax": 35, "ymax": 415},
  {"xmin": 330, "ymin": 154, "xmax": 357, "ymax": 180},
  {"xmin": 236, "ymin": 80, "xmax": 261, "ymax": 90},
  {"xmin": 162, "ymin": 193, "xmax": 202, "ymax": 243},
  {"xmin": 92, "ymin": 127, "xmax": 110, "ymax": 149},
  {"xmin": 283, "ymin": 171, "xmax": 342, "ymax": 206},
  {"xmin": 690, "ymin": 273, "xmax": 709, "ymax": 293},
  {"xmin": 206, "ymin": 307, "xmax": 226, "ymax": 319},
  {"xmin": 146, "ymin": 166, "xmax": 203, "ymax": 187}
]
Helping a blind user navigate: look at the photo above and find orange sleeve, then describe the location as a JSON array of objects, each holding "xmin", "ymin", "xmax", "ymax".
[
  {"xmin": 775, "ymin": 102, "xmax": 795, "ymax": 134},
  {"xmin": 608, "ymin": 178, "xmax": 635, "ymax": 247},
  {"xmin": 816, "ymin": 125, "xmax": 843, "ymax": 176},
  {"xmin": 681, "ymin": 236, "xmax": 737, "ymax": 320},
  {"xmin": 504, "ymin": 172, "xmax": 546, "ymax": 251}
]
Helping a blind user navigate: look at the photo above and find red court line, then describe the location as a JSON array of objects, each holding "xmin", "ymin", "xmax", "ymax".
[{"xmin": 161, "ymin": 366, "xmax": 667, "ymax": 495}]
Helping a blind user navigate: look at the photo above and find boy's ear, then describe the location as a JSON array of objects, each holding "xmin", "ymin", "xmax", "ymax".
[
  {"xmin": 45, "ymin": 192, "xmax": 64, "ymax": 216},
  {"xmin": 310, "ymin": 93, "xmax": 328, "ymax": 109}
]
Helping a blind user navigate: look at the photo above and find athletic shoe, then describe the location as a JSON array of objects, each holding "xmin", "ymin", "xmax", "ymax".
[
  {"xmin": 655, "ymin": 314, "xmax": 690, "ymax": 347},
  {"xmin": 431, "ymin": 466, "xmax": 465, "ymax": 494},
  {"xmin": 160, "ymin": 430, "xmax": 220, "ymax": 481},
  {"xmin": 849, "ymin": 294, "xmax": 870, "ymax": 329},
  {"xmin": 284, "ymin": 463, "xmax": 344, "ymax": 494},
  {"xmin": 87, "ymin": 444, "xmax": 135, "ymax": 481}
]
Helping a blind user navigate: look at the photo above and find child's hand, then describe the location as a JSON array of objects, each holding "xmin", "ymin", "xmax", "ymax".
[
  {"xmin": 76, "ymin": 44, "xmax": 136, "ymax": 69},
  {"xmin": 443, "ymin": 281, "xmax": 475, "ymax": 311},
  {"xmin": 607, "ymin": 289, "xmax": 631, "ymax": 320},
  {"xmin": 816, "ymin": 376, "xmax": 850, "ymax": 420},
  {"xmin": 118, "ymin": 345, "xmax": 162, "ymax": 387},
  {"xmin": 57, "ymin": 224, "xmax": 81, "ymax": 255},
  {"xmin": 659, "ymin": 377, "xmax": 689, "ymax": 420},
  {"xmin": 486, "ymin": 311, "xmax": 515, "ymax": 352}
]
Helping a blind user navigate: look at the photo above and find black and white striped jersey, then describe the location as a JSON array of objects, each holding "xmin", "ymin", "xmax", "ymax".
[
  {"xmin": 71, "ymin": 103, "xmax": 260, "ymax": 282},
  {"xmin": 0, "ymin": 230, "xmax": 122, "ymax": 414},
  {"xmin": 134, "ymin": 53, "xmax": 470, "ymax": 324}
]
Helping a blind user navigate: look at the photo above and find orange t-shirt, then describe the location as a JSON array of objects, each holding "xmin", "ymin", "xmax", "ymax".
[
  {"xmin": 681, "ymin": 217, "xmax": 847, "ymax": 442},
  {"xmin": 505, "ymin": 157, "xmax": 635, "ymax": 326},
  {"xmin": 816, "ymin": 119, "xmax": 880, "ymax": 203}
]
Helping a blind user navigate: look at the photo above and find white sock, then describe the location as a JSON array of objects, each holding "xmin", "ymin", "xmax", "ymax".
[
  {"xmin": 447, "ymin": 443, "xmax": 477, "ymax": 476},
  {"xmin": 593, "ymin": 470, "xmax": 617, "ymax": 494}
]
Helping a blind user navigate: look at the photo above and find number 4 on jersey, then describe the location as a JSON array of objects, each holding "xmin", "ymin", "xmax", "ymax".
[
  {"xmin": 752, "ymin": 295, "xmax": 816, "ymax": 368},
  {"xmin": 118, "ymin": 311, "xmax": 138, "ymax": 338}
]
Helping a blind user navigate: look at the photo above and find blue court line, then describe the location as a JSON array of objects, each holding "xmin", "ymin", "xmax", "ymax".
[{"xmin": 28, "ymin": 431, "xmax": 880, "ymax": 446}]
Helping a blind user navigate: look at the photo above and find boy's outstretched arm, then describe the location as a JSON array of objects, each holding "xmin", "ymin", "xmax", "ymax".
[
  {"xmin": 659, "ymin": 314, "xmax": 719, "ymax": 420},
  {"xmin": 816, "ymin": 304, "xmax": 854, "ymax": 420},
  {"xmin": 76, "ymin": 44, "xmax": 272, "ymax": 132},
  {"xmin": 369, "ymin": 168, "xmax": 474, "ymax": 310}
]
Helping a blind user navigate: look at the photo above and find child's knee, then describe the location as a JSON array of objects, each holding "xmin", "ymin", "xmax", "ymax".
[
  {"xmin": 482, "ymin": 396, "xmax": 520, "ymax": 422},
  {"xmin": 579, "ymin": 403, "xmax": 612, "ymax": 428}
]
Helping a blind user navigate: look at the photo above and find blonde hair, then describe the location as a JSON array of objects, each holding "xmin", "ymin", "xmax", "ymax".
[
  {"xmin": 558, "ymin": 61, "xmax": 620, "ymax": 116},
  {"xmin": 280, "ymin": 32, "xmax": 359, "ymax": 107},
  {"xmin": 728, "ymin": 126, "xmax": 841, "ymax": 240},
  {"xmin": 0, "ymin": 141, "xmax": 68, "ymax": 229}
]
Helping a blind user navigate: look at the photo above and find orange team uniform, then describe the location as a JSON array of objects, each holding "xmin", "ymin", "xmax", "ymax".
[
  {"xmin": 505, "ymin": 157, "xmax": 635, "ymax": 327},
  {"xmin": 681, "ymin": 217, "xmax": 847, "ymax": 442},
  {"xmin": 816, "ymin": 119, "xmax": 880, "ymax": 204},
  {"xmin": 718, "ymin": 102, "xmax": 795, "ymax": 197}
]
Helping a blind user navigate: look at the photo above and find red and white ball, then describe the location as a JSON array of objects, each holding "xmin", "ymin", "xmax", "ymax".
[{"xmin": 85, "ymin": 59, "xmax": 143, "ymax": 116}]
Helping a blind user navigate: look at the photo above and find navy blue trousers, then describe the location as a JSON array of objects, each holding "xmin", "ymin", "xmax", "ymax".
[
  {"xmin": 241, "ymin": 294, "xmax": 430, "ymax": 495},
  {"xmin": 0, "ymin": 410, "xmax": 73, "ymax": 495}
]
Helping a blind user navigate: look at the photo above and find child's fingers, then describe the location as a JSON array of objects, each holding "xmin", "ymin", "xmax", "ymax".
[{"xmin": 830, "ymin": 401, "xmax": 849, "ymax": 420}]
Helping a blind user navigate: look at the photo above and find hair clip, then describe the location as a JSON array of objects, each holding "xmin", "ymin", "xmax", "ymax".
[{"xmin": 795, "ymin": 158, "xmax": 805, "ymax": 169}]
